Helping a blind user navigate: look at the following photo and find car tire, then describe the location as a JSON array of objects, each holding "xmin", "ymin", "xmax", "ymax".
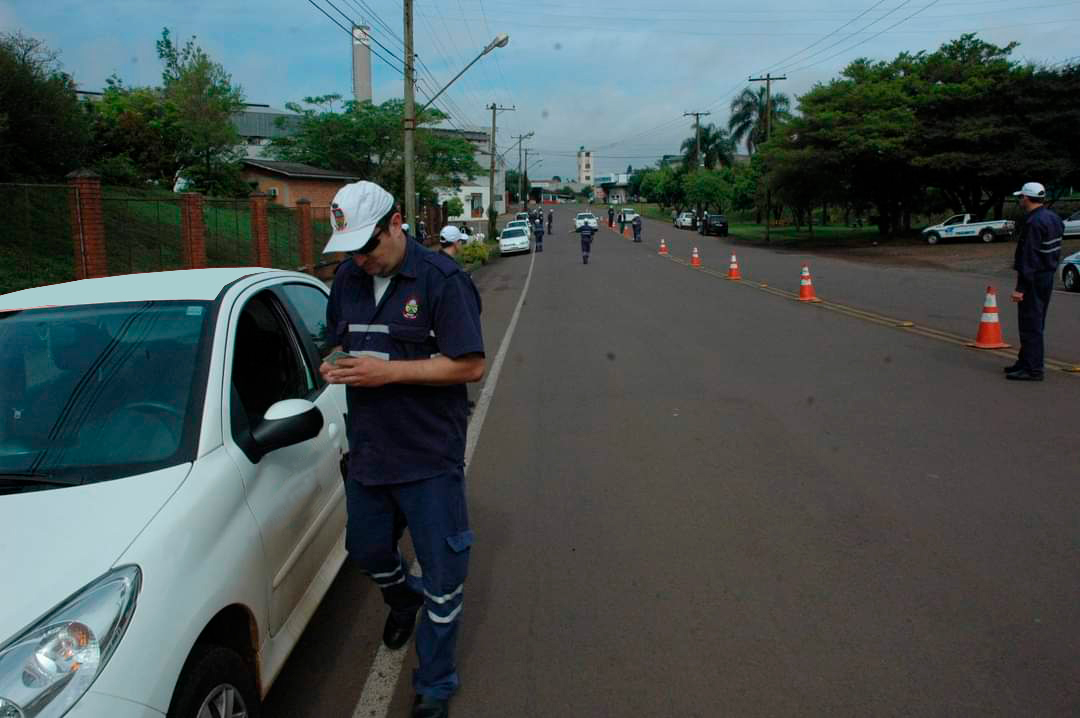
[
  {"xmin": 167, "ymin": 644, "xmax": 260, "ymax": 718},
  {"xmin": 979, "ymin": 229, "xmax": 995, "ymax": 243},
  {"xmin": 926, "ymin": 232, "xmax": 941, "ymax": 245},
  {"xmin": 1064, "ymin": 266, "xmax": 1080, "ymax": 292}
]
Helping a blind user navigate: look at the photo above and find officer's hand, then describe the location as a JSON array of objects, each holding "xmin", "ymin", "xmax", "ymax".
[
  {"xmin": 324, "ymin": 356, "xmax": 395, "ymax": 388},
  {"xmin": 1011, "ymin": 291, "xmax": 1024, "ymax": 303}
]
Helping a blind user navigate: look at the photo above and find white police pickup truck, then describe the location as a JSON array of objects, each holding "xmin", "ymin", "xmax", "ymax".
[{"xmin": 922, "ymin": 214, "xmax": 1015, "ymax": 244}]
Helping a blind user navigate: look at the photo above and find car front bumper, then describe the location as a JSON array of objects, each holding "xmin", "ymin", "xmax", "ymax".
[{"xmin": 67, "ymin": 691, "xmax": 166, "ymax": 717}]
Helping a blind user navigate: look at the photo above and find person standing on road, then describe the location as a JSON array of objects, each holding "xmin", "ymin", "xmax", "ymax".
[
  {"xmin": 607, "ymin": 205, "xmax": 615, "ymax": 228},
  {"xmin": 617, "ymin": 210, "xmax": 626, "ymax": 236},
  {"xmin": 533, "ymin": 213, "xmax": 545, "ymax": 252},
  {"xmin": 576, "ymin": 218, "xmax": 597, "ymax": 264},
  {"xmin": 547, "ymin": 208, "xmax": 554, "ymax": 235},
  {"xmin": 321, "ymin": 181, "xmax": 485, "ymax": 718},
  {"xmin": 1006, "ymin": 181, "xmax": 1064, "ymax": 381},
  {"xmin": 631, "ymin": 214, "xmax": 643, "ymax": 243}
]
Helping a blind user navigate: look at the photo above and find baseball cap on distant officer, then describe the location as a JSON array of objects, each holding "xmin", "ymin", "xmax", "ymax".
[
  {"xmin": 322, "ymin": 181, "xmax": 395, "ymax": 254},
  {"xmin": 1013, "ymin": 181, "xmax": 1046, "ymax": 199},
  {"xmin": 439, "ymin": 225, "xmax": 463, "ymax": 245}
]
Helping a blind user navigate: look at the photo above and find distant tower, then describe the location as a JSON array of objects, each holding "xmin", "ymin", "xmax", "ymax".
[
  {"xmin": 352, "ymin": 24, "xmax": 373, "ymax": 104},
  {"xmin": 577, "ymin": 146, "xmax": 592, "ymax": 185}
]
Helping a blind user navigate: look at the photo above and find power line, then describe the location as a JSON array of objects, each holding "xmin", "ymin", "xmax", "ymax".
[
  {"xmin": 760, "ymin": 0, "xmax": 891, "ymax": 74},
  {"xmin": 304, "ymin": 0, "xmax": 404, "ymax": 77}
]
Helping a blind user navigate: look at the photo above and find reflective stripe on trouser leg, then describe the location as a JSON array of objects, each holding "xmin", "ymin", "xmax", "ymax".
[
  {"xmin": 342, "ymin": 477, "xmax": 422, "ymax": 610},
  {"xmin": 391, "ymin": 470, "xmax": 472, "ymax": 700}
]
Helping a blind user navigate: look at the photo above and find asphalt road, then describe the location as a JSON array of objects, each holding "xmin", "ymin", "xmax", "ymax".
[{"xmin": 264, "ymin": 205, "xmax": 1078, "ymax": 717}]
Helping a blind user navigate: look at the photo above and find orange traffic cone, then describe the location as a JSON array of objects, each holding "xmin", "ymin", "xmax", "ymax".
[
  {"xmin": 968, "ymin": 286, "xmax": 1010, "ymax": 349},
  {"xmin": 798, "ymin": 264, "xmax": 821, "ymax": 302},
  {"xmin": 690, "ymin": 247, "xmax": 702, "ymax": 268},
  {"xmin": 726, "ymin": 253, "xmax": 742, "ymax": 280},
  {"xmin": 658, "ymin": 239, "xmax": 669, "ymax": 255},
  {"xmin": 623, "ymin": 227, "xmax": 632, "ymax": 239}
]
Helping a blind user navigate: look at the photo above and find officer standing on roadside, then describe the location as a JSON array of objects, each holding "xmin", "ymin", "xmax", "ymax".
[
  {"xmin": 533, "ymin": 212, "xmax": 545, "ymax": 252},
  {"xmin": 1006, "ymin": 181, "xmax": 1064, "ymax": 381},
  {"xmin": 631, "ymin": 214, "xmax": 643, "ymax": 243},
  {"xmin": 321, "ymin": 181, "xmax": 485, "ymax": 718},
  {"xmin": 547, "ymin": 208, "xmax": 554, "ymax": 235},
  {"xmin": 575, "ymin": 217, "xmax": 597, "ymax": 264},
  {"xmin": 607, "ymin": 205, "xmax": 615, "ymax": 228}
]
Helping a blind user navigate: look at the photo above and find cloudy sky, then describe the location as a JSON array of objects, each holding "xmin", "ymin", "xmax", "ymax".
[{"xmin": 4, "ymin": 0, "xmax": 1078, "ymax": 179}]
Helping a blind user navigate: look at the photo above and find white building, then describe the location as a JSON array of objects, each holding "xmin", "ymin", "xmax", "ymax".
[
  {"xmin": 577, "ymin": 146, "xmax": 593, "ymax": 185},
  {"xmin": 432, "ymin": 122, "xmax": 507, "ymax": 222}
]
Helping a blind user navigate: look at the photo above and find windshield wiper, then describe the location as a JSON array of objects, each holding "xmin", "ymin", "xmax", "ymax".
[{"xmin": 0, "ymin": 472, "xmax": 82, "ymax": 487}]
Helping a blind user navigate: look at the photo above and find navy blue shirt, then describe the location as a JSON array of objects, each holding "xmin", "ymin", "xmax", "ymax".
[
  {"xmin": 576, "ymin": 224, "xmax": 596, "ymax": 241},
  {"xmin": 326, "ymin": 239, "xmax": 484, "ymax": 486},
  {"xmin": 1014, "ymin": 206, "xmax": 1064, "ymax": 291}
]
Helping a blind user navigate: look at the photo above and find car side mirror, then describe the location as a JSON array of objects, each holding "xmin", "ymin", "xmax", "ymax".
[{"xmin": 250, "ymin": 399, "xmax": 324, "ymax": 460}]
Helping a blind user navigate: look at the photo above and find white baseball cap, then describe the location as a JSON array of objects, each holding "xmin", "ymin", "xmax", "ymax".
[
  {"xmin": 322, "ymin": 181, "xmax": 396, "ymax": 254},
  {"xmin": 402, "ymin": 223, "xmax": 410, "ymax": 233},
  {"xmin": 439, "ymin": 225, "xmax": 463, "ymax": 244},
  {"xmin": 1013, "ymin": 181, "xmax": 1046, "ymax": 199}
]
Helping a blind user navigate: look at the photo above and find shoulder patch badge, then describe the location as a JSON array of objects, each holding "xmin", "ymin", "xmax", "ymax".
[{"xmin": 403, "ymin": 295, "xmax": 420, "ymax": 320}]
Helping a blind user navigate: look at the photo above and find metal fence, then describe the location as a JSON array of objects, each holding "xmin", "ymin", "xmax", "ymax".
[
  {"xmin": 0, "ymin": 183, "xmax": 78, "ymax": 293},
  {"xmin": 268, "ymin": 204, "xmax": 301, "ymax": 270},
  {"xmin": 203, "ymin": 198, "xmax": 254, "ymax": 267},
  {"xmin": 102, "ymin": 196, "xmax": 183, "ymax": 276}
]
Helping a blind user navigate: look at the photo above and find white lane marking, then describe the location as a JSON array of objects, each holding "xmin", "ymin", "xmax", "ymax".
[{"xmin": 350, "ymin": 247, "xmax": 537, "ymax": 718}]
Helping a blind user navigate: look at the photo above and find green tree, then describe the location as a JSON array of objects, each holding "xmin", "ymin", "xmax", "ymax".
[
  {"xmin": 156, "ymin": 28, "xmax": 246, "ymax": 195},
  {"xmin": 728, "ymin": 86, "xmax": 792, "ymax": 155},
  {"xmin": 444, "ymin": 196, "xmax": 464, "ymax": 217},
  {"xmin": 682, "ymin": 169, "xmax": 731, "ymax": 212},
  {"xmin": 88, "ymin": 76, "xmax": 183, "ymax": 186},
  {"xmin": 0, "ymin": 32, "xmax": 91, "ymax": 181},
  {"xmin": 679, "ymin": 123, "xmax": 736, "ymax": 170}
]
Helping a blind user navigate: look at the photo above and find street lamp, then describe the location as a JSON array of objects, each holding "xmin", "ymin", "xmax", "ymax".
[{"xmin": 419, "ymin": 34, "xmax": 509, "ymax": 114}]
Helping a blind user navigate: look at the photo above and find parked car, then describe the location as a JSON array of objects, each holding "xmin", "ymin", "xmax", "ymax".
[
  {"xmin": 1062, "ymin": 250, "xmax": 1080, "ymax": 292},
  {"xmin": 922, "ymin": 213, "xmax": 1015, "ymax": 244},
  {"xmin": 676, "ymin": 212, "xmax": 695, "ymax": 229},
  {"xmin": 515, "ymin": 212, "xmax": 530, "ymax": 222},
  {"xmin": 499, "ymin": 226, "xmax": 531, "ymax": 255},
  {"xmin": 574, "ymin": 212, "xmax": 598, "ymax": 230},
  {"xmin": 0, "ymin": 268, "xmax": 349, "ymax": 717},
  {"xmin": 701, "ymin": 213, "xmax": 729, "ymax": 237},
  {"xmin": 505, "ymin": 219, "xmax": 532, "ymax": 238},
  {"xmin": 1063, "ymin": 210, "xmax": 1080, "ymax": 237}
]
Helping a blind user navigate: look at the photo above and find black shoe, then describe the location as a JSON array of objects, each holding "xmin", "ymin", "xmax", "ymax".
[
  {"xmin": 1002, "ymin": 363, "xmax": 1021, "ymax": 374},
  {"xmin": 1005, "ymin": 369, "xmax": 1044, "ymax": 381},
  {"xmin": 412, "ymin": 694, "xmax": 449, "ymax": 718},
  {"xmin": 383, "ymin": 603, "xmax": 422, "ymax": 649}
]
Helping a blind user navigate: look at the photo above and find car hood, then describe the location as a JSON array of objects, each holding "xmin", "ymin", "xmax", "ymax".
[
  {"xmin": 0, "ymin": 463, "xmax": 191, "ymax": 641},
  {"xmin": 1065, "ymin": 250, "xmax": 1080, "ymax": 263}
]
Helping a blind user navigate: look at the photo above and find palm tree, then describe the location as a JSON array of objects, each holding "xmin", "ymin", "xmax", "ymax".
[
  {"xmin": 679, "ymin": 123, "xmax": 736, "ymax": 170},
  {"xmin": 728, "ymin": 86, "xmax": 792, "ymax": 155}
]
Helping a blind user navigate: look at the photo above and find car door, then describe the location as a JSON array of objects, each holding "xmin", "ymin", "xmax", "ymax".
[{"xmin": 222, "ymin": 283, "xmax": 346, "ymax": 637}]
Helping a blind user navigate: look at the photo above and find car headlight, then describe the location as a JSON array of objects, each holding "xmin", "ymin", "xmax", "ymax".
[{"xmin": 0, "ymin": 566, "xmax": 140, "ymax": 718}]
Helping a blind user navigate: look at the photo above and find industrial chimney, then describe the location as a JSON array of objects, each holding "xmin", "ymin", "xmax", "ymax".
[{"xmin": 352, "ymin": 24, "xmax": 373, "ymax": 105}]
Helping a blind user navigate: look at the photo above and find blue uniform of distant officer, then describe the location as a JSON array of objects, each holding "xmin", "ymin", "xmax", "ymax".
[
  {"xmin": 321, "ymin": 181, "xmax": 484, "ymax": 717},
  {"xmin": 534, "ymin": 216, "xmax": 545, "ymax": 252},
  {"xmin": 632, "ymin": 215, "xmax": 643, "ymax": 243},
  {"xmin": 547, "ymin": 209, "xmax": 553, "ymax": 234},
  {"xmin": 1009, "ymin": 182, "xmax": 1063, "ymax": 379},
  {"xmin": 576, "ymin": 221, "xmax": 597, "ymax": 264}
]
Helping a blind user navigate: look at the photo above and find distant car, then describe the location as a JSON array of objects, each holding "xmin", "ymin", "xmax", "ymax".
[
  {"xmin": 676, "ymin": 212, "xmax": 695, "ymax": 229},
  {"xmin": 505, "ymin": 219, "xmax": 532, "ymax": 238},
  {"xmin": 499, "ymin": 226, "xmax": 531, "ymax": 255},
  {"xmin": 515, "ymin": 212, "xmax": 530, "ymax": 222},
  {"xmin": 701, "ymin": 213, "xmax": 729, "ymax": 237},
  {"xmin": 0, "ymin": 268, "xmax": 349, "ymax": 718},
  {"xmin": 922, "ymin": 213, "xmax": 1014, "ymax": 244},
  {"xmin": 1063, "ymin": 210, "xmax": 1080, "ymax": 237},
  {"xmin": 620, "ymin": 208, "xmax": 639, "ymax": 223},
  {"xmin": 574, "ymin": 212, "xmax": 598, "ymax": 230},
  {"xmin": 1062, "ymin": 250, "xmax": 1080, "ymax": 292}
]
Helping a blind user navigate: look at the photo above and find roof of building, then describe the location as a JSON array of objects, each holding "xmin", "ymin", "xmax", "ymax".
[
  {"xmin": 241, "ymin": 159, "xmax": 360, "ymax": 181},
  {"xmin": 233, "ymin": 105, "xmax": 301, "ymax": 140}
]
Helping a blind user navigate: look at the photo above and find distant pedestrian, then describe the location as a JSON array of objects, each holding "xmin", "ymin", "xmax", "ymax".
[
  {"xmin": 575, "ymin": 219, "xmax": 597, "ymax": 264},
  {"xmin": 671, "ymin": 209, "xmax": 678, "ymax": 225},
  {"xmin": 631, "ymin": 214, "xmax": 643, "ymax": 243},
  {"xmin": 1006, "ymin": 181, "xmax": 1064, "ymax": 381},
  {"xmin": 533, "ymin": 214, "xmax": 545, "ymax": 252},
  {"xmin": 617, "ymin": 211, "xmax": 626, "ymax": 235},
  {"xmin": 547, "ymin": 208, "xmax": 553, "ymax": 234},
  {"xmin": 607, "ymin": 206, "xmax": 615, "ymax": 228}
]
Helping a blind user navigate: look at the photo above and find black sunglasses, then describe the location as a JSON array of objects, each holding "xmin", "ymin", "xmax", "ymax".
[{"xmin": 346, "ymin": 227, "xmax": 383, "ymax": 257}]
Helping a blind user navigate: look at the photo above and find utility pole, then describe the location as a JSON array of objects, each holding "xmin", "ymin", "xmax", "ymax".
[
  {"xmin": 403, "ymin": 0, "xmax": 417, "ymax": 229},
  {"xmin": 523, "ymin": 147, "xmax": 530, "ymax": 208},
  {"xmin": 511, "ymin": 132, "xmax": 533, "ymax": 209},
  {"xmin": 487, "ymin": 103, "xmax": 515, "ymax": 240},
  {"xmin": 748, "ymin": 73, "xmax": 786, "ymax": 242},
  {"xmin": 683, "ymin": 111, "xmax": 711, "ymax": 169}
]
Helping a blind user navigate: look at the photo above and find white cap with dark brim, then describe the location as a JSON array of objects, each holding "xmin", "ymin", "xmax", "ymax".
[
  {"xmin": 322, "ymin": 181, "xmax": 395, "ymax": 254},
  {"xmin": 1013, "ymin": 181, "xmax": 1047, "ymax": 199}
]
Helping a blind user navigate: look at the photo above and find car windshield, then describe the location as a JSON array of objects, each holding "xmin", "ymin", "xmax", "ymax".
[
  {"xmin": 502, "ymin": 228, "xmax": 526, "ymax": 238},
  {"xmin": 943, "ymin": 215, "xmax": 965, "ymax": 225},
  {"xmin": 709, "ymin": 215, "xmax": 726, "ymax": 221},
  {"xmin": 0, "ymin": 301, "xmax": 210, "ymax": 489}
]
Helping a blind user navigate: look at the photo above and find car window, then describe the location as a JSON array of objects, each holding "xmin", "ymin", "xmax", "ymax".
[
  {"xmin": 230, "ymin": 291, "xmax": 313, "ymax": 434},
  {"xmin": 943, "ymin": 215, "xmax": 964, "ymax": 226},
  {"xmin": 278, "ymin": 283, "xmax": 333, "ymax": 360},
  {"xmin": 502, "ymin": 228, "xmax": 526, "ymax": 238},
  {"xmin": 0, "ymin": 302, "xmax": 210, "ymax": 488},
  {"xmin": 1070, "ymin": 211, "xmax": 1080, "ymax": 221}
]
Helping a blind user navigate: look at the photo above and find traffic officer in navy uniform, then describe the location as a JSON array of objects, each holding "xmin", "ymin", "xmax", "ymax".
[
  {"xmin": 546, "ymin": 208, "xmax": 554, "ymax": 235},
  {"xmin": 533, "ymin": 212, "xmax": 545, "ymax": 252},
  {"xmin": 575, "ymin": 218, "xmax": 597, "ymax": 264},
  {"xmin": 607, "ymin": 205, "xmax": 615, "ymax": 228},
  {"xmin": 631, "ymin": 214, "xmax": 643, "ymax": 243},
  {"xmin": 321, "ymin": 181, "xmax": 485, "ymax": 718},
  {"xmin": 1006, "ymin": 181, "xmax": 1064, "ymax": 381}
]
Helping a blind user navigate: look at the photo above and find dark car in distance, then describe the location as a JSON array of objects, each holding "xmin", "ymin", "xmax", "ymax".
[{"xmin": 700, "ymin": 213, "xmax": 729, "ymax": 237}]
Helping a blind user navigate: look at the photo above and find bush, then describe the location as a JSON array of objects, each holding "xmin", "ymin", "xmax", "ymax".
[{"xmin": 459, "ymin": 241, "xmax": 490, "ymax": 266}]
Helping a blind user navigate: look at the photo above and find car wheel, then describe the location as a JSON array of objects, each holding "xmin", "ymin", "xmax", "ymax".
[
  {"xmin": 979, "ymin": 229, "xmax": 995, "ymax": 243},
  {"xmin": 1064, "ymin": 266, "xmax": 1080, "ymax": 292},
  {"xmin": 168, "ymin": 645, "xmax": 260, "ymax": 718},
  {"xmin": 925, "ymin": 232, "xmax": 941, "ymax": 245}
]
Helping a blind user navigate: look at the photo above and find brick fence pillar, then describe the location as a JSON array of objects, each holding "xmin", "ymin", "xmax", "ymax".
[
  {"xmin": 66, "ymin": 170, "xmax": 107, "ymax": 279},
  {"xmin": 250, "ymin": 193, "xmax": 270, "ymax": 267},
  {"xmin": 296, "ymin": 198, "xmax": 314, "ymax": 273},
  {"xmin": 181, "ymin": 193, "xmax": 207, "ymax": 269}
]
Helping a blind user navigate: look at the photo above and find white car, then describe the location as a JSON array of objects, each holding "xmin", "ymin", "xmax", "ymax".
[
  {"xmin": 676, "ymin": 212, "xmax": 695, "ymax": 229},
  {"xmin": 0, "ymin": 268, "xmax": 349, "ymax": 717},
  {"xmin": 1062, "ymin": 250, "xmax": 1080, "ymax": 292},
  {"xmin": 499, "ymin": 227, "xmax": 530, "ymax": 255},
  {"xmin": 505, "ymin": 219, "xmax": 532, "ymax": 238},
  {"xmin": 574, "ymin": 212, "xmax": 598, "ymax": 230},
  {"xmin": 1063, "ymin": 210, "xmax": 1080, "ymax": 237},
  {"xmin": 514, "ymin": 212, "xmax": 530, "ymax": 222}
]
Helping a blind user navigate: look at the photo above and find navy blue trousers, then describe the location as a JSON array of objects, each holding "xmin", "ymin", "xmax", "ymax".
[
  {"xmin": 1016, "ymin": 271, "xmax": 1055, "ymax": 372},
  {"xmin": 535, "ymin": 231, "xmax": 544, "ymax": 251},
  {"xmin": 344, "ymin": 470, "xmax": 473, "ymax": 699}
]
